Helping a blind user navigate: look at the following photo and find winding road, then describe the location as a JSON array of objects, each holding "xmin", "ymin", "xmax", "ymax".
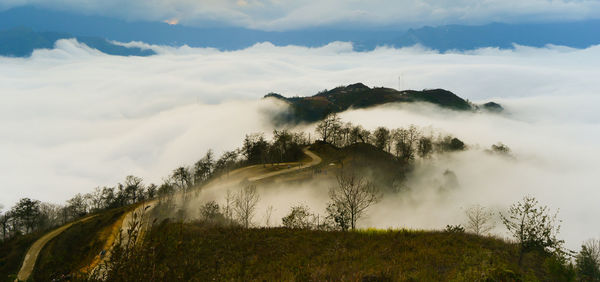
[
  {"xmin": 16, "ymin": 147, "xmax": 322, "ymax": 280},
  {"xmin": 16, "ymin": 215, "xmax": 97, "ymax": 281}
]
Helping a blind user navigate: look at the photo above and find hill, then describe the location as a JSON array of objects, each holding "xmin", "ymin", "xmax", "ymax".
[
  {"xmin": 3, "ymin": 141, "xmax": 576, "ymax": 281},
  {"xmin": 0, "ymin": 27, "xmax": 154, "ymax": 57},
  {"xmin": 98, "ymin": 221, "xmax": 569, "ymax": 281},
  {"xmin": 266, "ymin": 83, "xmax": 499, "ymax": 124}
]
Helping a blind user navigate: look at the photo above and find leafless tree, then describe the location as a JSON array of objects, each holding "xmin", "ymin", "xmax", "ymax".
[
  {"xmin": 328, "ymin": 171, "xmax": 380, "ymax": 230},
  {"xmin": 224, "ymin": 189, "xmax": 233, "ymax": 223},
  {"xmin": 315, "ymin": 113, "xmax": 342, "ymax": 143},
  {"xmin": 464, "ymin": 204, "xmax": 495, "ymax": 236},
  {"xmin": 264, "ymin": 205, "xmax": 274, "ymax": 227},
  {"xmin": 86, "ymin": 187, "xmax": 104, "ymax": 212},
  {"xmin": 233, "ymin": 184, "xmax": 260, "ymax": 228}
]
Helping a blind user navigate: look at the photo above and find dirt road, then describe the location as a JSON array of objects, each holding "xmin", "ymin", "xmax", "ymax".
[
  {"xmin": 247, "ymin": 148, "xmax": 321, "ymax": 182},
  {"xmin": 16, "ymin": 215, "xmax": 97, "ymax": 281},
  {"xmin": 22, "ymin": 147, "xmax": 322, "ymax": 280}
]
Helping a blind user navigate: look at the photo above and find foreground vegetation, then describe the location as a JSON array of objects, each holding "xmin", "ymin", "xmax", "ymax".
[
  {"xmin": 32, "ymin": 207, "xmax": 129, "ymax": 281},
  {"xmin": 3, "ymin": 115, "xmax": 599, "ymax": 281},
  {"xmin": 97, "ymin": 221, "xmax": 571, "ymax": 281}
]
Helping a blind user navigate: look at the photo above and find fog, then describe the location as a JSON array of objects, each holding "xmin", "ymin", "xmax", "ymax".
[{"xmin": 1, "ymin": 39, "xmax": 599, "ymax": 249}]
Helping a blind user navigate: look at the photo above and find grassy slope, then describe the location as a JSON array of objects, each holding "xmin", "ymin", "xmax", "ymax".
[
  {"xmin": 110, "ymin": 221, "xmax": 562, "ymax": 281},
  {"xmin": 32, "ymin": 207, "xmax": 128, "ymax": 281},
  {"xmin": 0, "ymin": 232, "xmax": 45, "ymax": 282}
]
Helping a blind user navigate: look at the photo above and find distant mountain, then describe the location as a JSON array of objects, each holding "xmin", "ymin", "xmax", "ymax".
[
  {"xmin": 1, "ymin": 6, "xmax": 600, "ymax": 56},
  {"xmin": 265, "ymin": 83, "xmax": 499, "ymax": 124},
  {"xmin": 393, "ymin": 22, "xmax": 600, "ymax": 50},
  {"xmin": 0, "ymin": 27, "xmax": 154, "ymax": 57},
  {"xmin": 0, "ymin": 7, "xmax": 398, "ymax": 52}
]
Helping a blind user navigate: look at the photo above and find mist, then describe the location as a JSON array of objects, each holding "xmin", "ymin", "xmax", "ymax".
[{"xmin": 1, "ymin": 39, "xmax": 599, "ymax": 249}]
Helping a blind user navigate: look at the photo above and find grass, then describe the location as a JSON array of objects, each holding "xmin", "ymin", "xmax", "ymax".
[
  {"xmin": 0, "ymin": 231, "xmax": 45, "ymax": 282},
  {"xmin": 100, "ymin": 221, "xmax": 569, "ymax": 281},
  {"xmin": 32, "ymin": 206, "xmax": 129, "ymax": 281}
]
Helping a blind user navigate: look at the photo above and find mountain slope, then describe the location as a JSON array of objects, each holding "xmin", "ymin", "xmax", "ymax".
[{"xmin": 266, "ymin": 83, "xmax": 496, "ymax": 124}]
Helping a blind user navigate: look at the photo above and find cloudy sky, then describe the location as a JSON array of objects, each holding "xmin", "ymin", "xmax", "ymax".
[{"xmin": 2, "ymin": 0, "xmax": 600, "ymax": 30}]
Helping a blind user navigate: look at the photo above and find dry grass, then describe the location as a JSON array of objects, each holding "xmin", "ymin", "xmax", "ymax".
[{"xmin": 98, "ymin": 221, "xmax": 570, "ymax": 281}]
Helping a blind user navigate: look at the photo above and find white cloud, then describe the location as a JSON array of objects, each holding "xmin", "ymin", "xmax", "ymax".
[
  {"xmin": 1, "ymin": 39, "xmax": 599, "ymax": 249},
  {"xmin": 2, "ymin": 0, "xmax": 600, "ymax": 30}
]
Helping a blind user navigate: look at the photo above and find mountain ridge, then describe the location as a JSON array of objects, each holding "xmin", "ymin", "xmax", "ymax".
[
  {"xmin": 1, "ymin": 6, "xmax": 600, "ymax": 57},
  {"xmin": 265, "ymin": 83, "xmax": 500, "ymax": 124}
]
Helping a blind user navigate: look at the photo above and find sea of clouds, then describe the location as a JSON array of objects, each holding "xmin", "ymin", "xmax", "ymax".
[{"xmin": 1, "ymin": 39, "xmax": 599, "ymax": 248}]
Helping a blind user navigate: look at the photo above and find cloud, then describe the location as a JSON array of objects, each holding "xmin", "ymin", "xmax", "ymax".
[
  {"xmin": 2, "ymin": 0, "xmax": 600, "ymax": 30},
  {"xmin": 1, "ymin": 39, "xmax": 600, "ymax": 249}
]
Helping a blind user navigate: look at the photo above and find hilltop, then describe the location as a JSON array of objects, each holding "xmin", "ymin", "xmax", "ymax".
[
  {"xmin": 265, "ymin": 83, "xmax": 500, "ymax": 124},
  {"xmin": 1, "ymin": 122, "xmax": 577, "ymax": 281}
]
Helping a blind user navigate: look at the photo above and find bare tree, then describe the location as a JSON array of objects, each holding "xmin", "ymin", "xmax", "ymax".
[
  {"xmin": 464, "ymin": 204, "xmax": 495, "ymax": 236},
  {"xmin": 87, "ymin": 187, "xmax": 104, "ymax": 212},
  {"xmin": 264, "ymin": 205, "xmax": 274, "ymax": 227},
  {"xmin": 233, "ymin": 184, "xmax": 260, "ymax": 228},
  {"xmin": 315, "ymin": 113, "xmax": 342, "ymax": 143},
  {"xmin": 328, "ymin": 171, "xmax": 380, "ymax": 230},
  {"xmin": 224, "ymin": 189, "xmax": 233, "ymax": 223},
  {"xmin": 171, "ymin": 167, "xmax": 191, "ymax": 191}
]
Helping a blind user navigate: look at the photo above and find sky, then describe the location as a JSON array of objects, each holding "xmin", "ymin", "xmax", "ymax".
[
  {"xmin": 1, "ymin": 0, "xmax": 600, "ymax": 30},
  {"xmin": 1, "ymin": 39, "xmax": 600, "ymax": 248}
]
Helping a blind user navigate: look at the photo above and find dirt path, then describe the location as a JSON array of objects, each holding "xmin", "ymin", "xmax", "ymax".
[
  {"xmin": 247, "ymin": 148, "xmax": 321, "ymax": 182},
  {"xmin": 32, "ymin": 147, "xmax": 321, "ymax": 279},
  {"xmin": 16, "ymin": 215, "xmax": 97, "ymax": 281}
]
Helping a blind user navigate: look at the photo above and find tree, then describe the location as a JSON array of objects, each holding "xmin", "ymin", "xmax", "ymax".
[
  {"xmin": 124, "ymin": 175, "xmax": 144, "ymax": 204},
  {"xmin": 349, "ymin": 125, "xmax": 370, "ymax": 144},
  {"xmin": 38, "ymin": 202, "xmax": 62, "ymax": 230},
  {"xmin": 193, "ymin": 150, "xmax": 214, "ymax": 185},
  {"xmin": 418, "ymin": 136, "xmax": 433, "ymax": 158},
  {"xmin": 464, "ymin": 204, "xmax": 495, "ymax": 236},
  {"xmin": 282, "ymin": 205, "xmax": 315, "ymax": 229},
  {"xmin": 242, "ymin": 133, "xmax": 269, "ymax": 165},
  {"xmin": 501, "ymin": 196, "xmax": 563, "ymax": 264},
  {"xmin": 101, "ymin": 186, "xmax": 116, "ymax": 209},
  {"xmin": 0, "ymin": 210, "xmax": 12, "ymax": 240},
  {"xmin": 199, "ymin": 201, "xmax": 224, "ymax": 223},
  {"xmin": 315, "ymin": 113, "xmax": 342, "ymax": 143},
  {"xmin": 325, "ymin": 202, "xmax": 351, "ymax": 231},
  {"xmin": 87, "ymin": 187, "xmax": 104, "ymax": 212},
  {"xmin": 233, "ymin": 183, "xmax": 260, "ymax": 228},
  {"xmin": 11, "ymin": 198, "xmax": 42, "ymax": 233},
  {"xmin": 171, "ymin": 167, "xmax": 191, "ymax": 192},
  {"xmin": 373, "ymin": 127, "xmax": 391, "ymax": 152},
  {"xmin": 392, "ymin": 126, "xmax": 420, "ymax": 162},
  {"xmin": 328, "ymin": 171, "xmax": 380, "ymax": 230},
  {"xmin": 576, "ymin": 239, "xmax": 600, "ymax": 281},
  {"xmin": 214, "ymin": 150, "xmax": 240, "ymax": 176},
  {"xmin": 439, "ymin": 136, "xmax": 465, "ymax": 152},
  {"xmin": 489, "ymin": 142, "xmax": 512, "ymax": 156},
  {"xmin": 223, "ymin": 189, "xmax": 234, "ymax": 223},
  {"xmin": 146, "ymin": 184, "xmax": 157, "ymax": 199},
  {"xmin": 67, "ymin": 193, "xmax": 88, "ymax": 218}
]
